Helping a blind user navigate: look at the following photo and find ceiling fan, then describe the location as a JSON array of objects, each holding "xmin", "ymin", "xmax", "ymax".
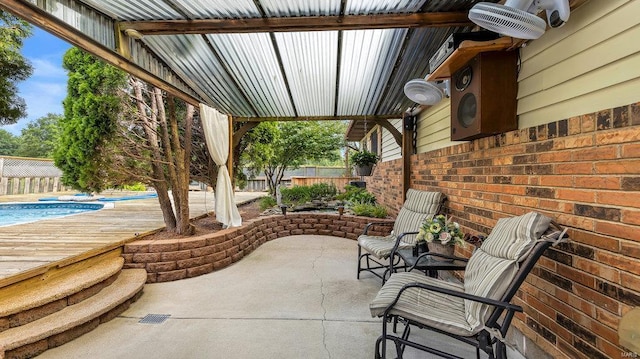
[{"xmin": 468, "ymin": 0, "xmax": 571, "ymax": 40}]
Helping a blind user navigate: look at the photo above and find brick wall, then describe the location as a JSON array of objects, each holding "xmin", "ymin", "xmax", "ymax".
[
  {"xmin": 365, "ymin": 158, "xmax": 405, "ymax": 216},
  {"xmin": 384, "ymin": 102, "xmax": 639, "ymax": 359},
  {"xmin": 123, "ymin": 213, "xmax": 393, "ymax": 283}
]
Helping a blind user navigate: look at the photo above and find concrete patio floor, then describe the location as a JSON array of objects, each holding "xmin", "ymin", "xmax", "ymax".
[{"xmin": 35, "ymin": 235, "xmax": 510, "ymax": 359}]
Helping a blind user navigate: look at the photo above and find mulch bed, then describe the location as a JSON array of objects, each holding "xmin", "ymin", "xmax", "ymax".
[{"xmin": 142, "ymin": 199, "xmax": 264, "ymax": 241}]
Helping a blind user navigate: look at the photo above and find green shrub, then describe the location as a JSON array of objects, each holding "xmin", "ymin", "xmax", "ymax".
[
  {"xmin": 337, "ymin": 185, "xmax": 377, "ymax": 205},
  {"xmin": 259, "ymin": 196, "xmax": 278, "ymax": 211},
  {"xmin": 280, "ymin": 183, "xmax": 339, "ymax": 205},
  {"xmin": 122, "ymin": 183, "xmax": 146, "ymax": 191},
  {"xmin": 308, "ymin": 183, "xmax": 337, "ymax": 200},
  {"xmin": 351, "ymin": 203, "xmax": 388, "ymax": 218},
  {"xmin": 280, "ymin": 186, "xmax": 312, "ymax": 205}
]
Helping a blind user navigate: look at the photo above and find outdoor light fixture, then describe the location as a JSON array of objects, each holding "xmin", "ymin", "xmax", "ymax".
[
  {"xmin": 124, "ymin": 28, "xmax": 144, "ymax": 40},
  {"xmin": 280, "ymin": 205, "xmax": 288, "ymax": 216}
]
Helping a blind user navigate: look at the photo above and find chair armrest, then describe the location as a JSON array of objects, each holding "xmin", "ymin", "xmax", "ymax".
[
  {"xmin": 390, "ymin": 231, "xmax": 419, "ymax": 254},
  {"xmin": 362, "ymin": 221, "xmax": 394, "ymax": 235},
  {"xmin": 414, "ymin": 252, "xmax": 469, "ymax": 263},
  {"xmin": 384, "ymin": 281, "xmax": 523, "ymax": 316}
]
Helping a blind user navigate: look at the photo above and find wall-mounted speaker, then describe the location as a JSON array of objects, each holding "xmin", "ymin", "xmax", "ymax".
[{"xmin": 450, "ymin": 50, "xmax": 518, "ymax": 141}]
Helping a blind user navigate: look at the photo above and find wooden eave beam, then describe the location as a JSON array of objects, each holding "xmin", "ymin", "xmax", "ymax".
[
  {"xmin": 233, "ymin": 122, "xmax": 259, "ymax": 147},
  {"xmin": 373, "ymin": 119, "xmax": 402, "ymax": 148},
  {"xmin": 119, "ymin": 12, "xmax": 472, "ymax": 35},
  {"xmin": 233, "ymin": 115, "xmax": 401, "ymax": 123},
  {"xmin": 0, "ymin": 0, "xmax": 202, "ymax": 107}
]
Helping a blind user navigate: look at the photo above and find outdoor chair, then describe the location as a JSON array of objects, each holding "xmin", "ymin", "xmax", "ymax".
[
  {"xmin": 357, "ymin": 189, "xmax": 446, "ymax": 284},
  {"xmin": 369, "ymin": 212, "xmax": 568, "ymax": 359}
]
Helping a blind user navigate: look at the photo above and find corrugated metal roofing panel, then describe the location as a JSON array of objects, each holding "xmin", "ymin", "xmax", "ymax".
[
  {"xmin": 22, "ymin": 0, "xmax": 492, "ymax": 119},
  {"xmin": 259, "ymin": 0, "xmax": 341, "ymax": 17},
  {"xmin": 144, "ymin": 35, "xmax": 255, "ymax": 116},
  {"xmin": 39, "ymin": 0, "xmax": 115, "ymax": 48},
  {"xmin": 129, "ymin": 38, "xmax": 204, "ymax": 102},
  {"xmin": 375, "ymin": 26, "xmax": 469, "ymax": 114},
  {"xmin": 170, "ymin": 0, "xmax": 261, "ymax": 19},
  {"xmin": 79, "ymin": 0, "xmax": 183, "ymax": 20},
  {"xmin": 345, "ymin": 0, "xmax": 424, "ymax": 14},
  {"xmin": 337, "ymin": 29, "xmax": 407, "ymax": 116},
  {"xmin": 275, "ymin": 31, "xmax": 338, "ymax": 116},
  {"xmin": 206, "ymin": 33, "xmax": 295, "ymax": 117},
  {"xmin": 420, "ymin": 0, "xmax": 491, "ymax": 12}
]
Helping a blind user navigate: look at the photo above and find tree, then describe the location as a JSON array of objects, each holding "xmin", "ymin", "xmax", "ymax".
[
  {"xmin": 54, "ymin": 47, "xmax": 127, "ymax": 192},
  {"xmin": 0, "ymin": 128, "xmax": 18, "ymax": 155},
  {"xmin": 242, "ymin": 121, "xmax": 346, "ymax": 194},
  {"xmin": 0, "ymin": 10, "xmax": 33, "ymax": 125},
  {"xmin": 54, "ymin": 47, "xmax": 203, "ymax": 234},
  {"xmin": 124, "ymin": 80, "xmax": 196, "ymax": 234},
  {"xmin": 15, "ymin": 113, "xmax": 61, "ymax": 158}
]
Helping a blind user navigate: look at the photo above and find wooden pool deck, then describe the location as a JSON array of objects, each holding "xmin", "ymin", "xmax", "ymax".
[{"xmin": 0, "ymin": 191, "xmax": 265, "ymax": 287}]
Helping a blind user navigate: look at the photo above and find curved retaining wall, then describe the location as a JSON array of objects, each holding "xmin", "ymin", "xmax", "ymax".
[{"xmin": 122, "ymin": 214, "xmax": 393, "ymax": 283}]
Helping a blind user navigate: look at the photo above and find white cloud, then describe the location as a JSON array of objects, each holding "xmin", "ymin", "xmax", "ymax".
[
  {"xmin": 21, "ymin": 81, "xmax": 67, "ymax": 117},
  {"xmin": 1, "ymin": 29, "xmax": 70, "ymax": 135},
  {"xmin": 7, "ymin": 80, "xmax": 67, "ymax": 135},
  {"xmin": 30, "ymin": 58, "xmax": 67, "ymax": 79}
]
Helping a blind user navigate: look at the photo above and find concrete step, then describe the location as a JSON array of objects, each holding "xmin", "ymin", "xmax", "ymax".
[
  {"xmin": 0, "ymin": 268, "xmax": 146, "ymax": 359},
  {"xmin": 0, "ymin": 251, "xmax": 124, "ymax": 327}
]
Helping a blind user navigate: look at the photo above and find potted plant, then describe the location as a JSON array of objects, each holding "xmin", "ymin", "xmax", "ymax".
[
  {"xmin": 351, "ymin": 150, "xmax": 379, "ymax": 176},
  {"xmin": 415, "ymin": 215, "xmax": 466, "ymax": 261}
]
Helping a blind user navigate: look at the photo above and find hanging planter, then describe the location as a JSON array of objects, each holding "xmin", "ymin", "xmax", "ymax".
[
  {"xmin": 355, "ymin": 164, "xmax": 374, "ymax": 176},
  {"xmin": 351, "ymin": 150, "xmax": 379, "ymax": 177}
]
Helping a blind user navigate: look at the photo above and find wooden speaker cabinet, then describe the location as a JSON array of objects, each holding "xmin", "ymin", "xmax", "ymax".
[{"xmin": 450, "ymin": 50, "xmax": 518, "ymax": 141}]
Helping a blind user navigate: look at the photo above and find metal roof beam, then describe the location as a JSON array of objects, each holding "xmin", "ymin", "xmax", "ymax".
[
  {"xmin": 119, "ymin": 12, "xmax": 472, "ymax": 35},
  {"xmin": 234, "ymin": 115, "xmax": 400, "ymax": 123},
  {"xmin": 0, "ymin": 0, "xmax": 202, "ymax": 107}
]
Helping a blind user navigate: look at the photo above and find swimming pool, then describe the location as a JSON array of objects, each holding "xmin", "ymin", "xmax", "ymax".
[
  {"xmin": 0, "ymin": 202, "xmax": 110, "ymax": 227},
  {"xmin": 39, "ymin": 192, "xmax": 158, "ymax": 202}
]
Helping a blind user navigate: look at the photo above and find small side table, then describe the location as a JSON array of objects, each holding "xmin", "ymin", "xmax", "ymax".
[{"xmin": 395, "ymin": 249, "xmax": 468, "ymax": 278}]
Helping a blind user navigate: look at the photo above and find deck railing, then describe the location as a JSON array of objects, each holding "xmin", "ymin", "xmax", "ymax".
[{"xmin": 0, "ymin": 156, "xmax": 67, "ymax": 196}]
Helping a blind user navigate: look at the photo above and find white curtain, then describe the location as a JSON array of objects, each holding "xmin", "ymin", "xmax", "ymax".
[{"xmin": 199, "ymin": 104, "xmax": 242, "ymax": 227}]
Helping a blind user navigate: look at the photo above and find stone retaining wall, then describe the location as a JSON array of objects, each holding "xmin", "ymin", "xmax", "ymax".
[{"xmin": 122, "ymin": 214, "xmax": 394, "ymax": 283}]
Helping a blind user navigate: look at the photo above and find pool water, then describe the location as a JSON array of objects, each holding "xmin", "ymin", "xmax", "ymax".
[
  {"xmin": 0, "ymin": 202, "xmax": 106, "ymax": 227},
  {"xmin": 39, "ymin": 193, "xmax": 158, "ymax": 202}
]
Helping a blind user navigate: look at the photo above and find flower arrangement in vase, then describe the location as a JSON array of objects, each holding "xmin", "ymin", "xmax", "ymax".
[{"xmin": 415, "ymin": 214, "xmax": 466, "ymax": 261}]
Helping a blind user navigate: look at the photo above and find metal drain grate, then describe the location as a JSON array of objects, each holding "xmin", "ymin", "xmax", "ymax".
[{"xmin": 139, "ymin": 314, "xmax": 171, "ymax": 324}]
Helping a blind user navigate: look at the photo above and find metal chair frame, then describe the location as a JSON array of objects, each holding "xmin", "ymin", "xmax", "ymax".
[
  {"xmin": 357, "ymin": 192, "xmax": 446, "ymax": 284},
  {"xmin": 374, "ymin": 225, "xmax": 568, "ymax": 359},
  {"xmin": 357, "ymin": 224, "xmax": 412, "ymax": 282}
]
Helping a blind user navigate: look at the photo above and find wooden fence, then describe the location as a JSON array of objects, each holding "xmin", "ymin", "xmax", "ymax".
[
  {"xmin": 0, "ymin": 156, "xmax": 67, "ymax": 196},
  {"xmin": 291, "ymin": 176, "xmax": 360, "ymax": 190}
]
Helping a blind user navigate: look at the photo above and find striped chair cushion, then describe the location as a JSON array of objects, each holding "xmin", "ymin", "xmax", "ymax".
[
  {"xmin": 358, "ymin": 190, "xmax": 444, "ymax": 259},
  {"xmin": 463, "ymin": 212, "xmax": 551, "ymax": 331},
  {"xmin": 357, "ymin": 234, "xmax": 413, "ymax": 259},
  {"xmin": 370, "ymin": 272, "xmax": 474, "ymax": 336},
  {"xmin": 391, "ymin": 190, "xmax": 445, "ymax": 246}
]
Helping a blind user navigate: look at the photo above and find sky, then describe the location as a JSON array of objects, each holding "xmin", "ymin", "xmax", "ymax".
[{"xmin": 4, "ymin": 27, "xmax": 71, "ymax": 135}]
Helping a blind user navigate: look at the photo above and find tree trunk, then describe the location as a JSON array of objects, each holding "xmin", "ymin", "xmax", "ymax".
[
  {"xmin": 170, "ymin": 96, "xmax": 194, "ymax": 235},
  {"xmin": 275, "ymin": 166, "xmax": 286, "ymax": 190},
  {"xmin": 132, "ymin": 80, "xmax": 176, "ymax": 231},
  {"xmin": 264, "ymin": 166, "xmax": 276, "ymax": 195},
  {"xmin": 156, "ymin": 90, "xmax": 193, "ymax": 235}
]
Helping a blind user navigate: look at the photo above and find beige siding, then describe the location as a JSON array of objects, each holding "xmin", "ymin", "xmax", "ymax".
[
  {"xmin": 416, "ymin": 98, "xmax": 466, "ymax": 153},
  {"xmin": 381, "ymin": 119, "xmax": 402, "ymax": 162},
  {"xmin": 518, "ymin": 0, "xmax": 640, "ymax": 128}
]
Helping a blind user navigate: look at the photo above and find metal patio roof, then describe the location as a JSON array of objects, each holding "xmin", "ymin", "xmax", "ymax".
[{"xmin": 2, "ymin": 0, "xmax": 497, "ymax": 124}]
